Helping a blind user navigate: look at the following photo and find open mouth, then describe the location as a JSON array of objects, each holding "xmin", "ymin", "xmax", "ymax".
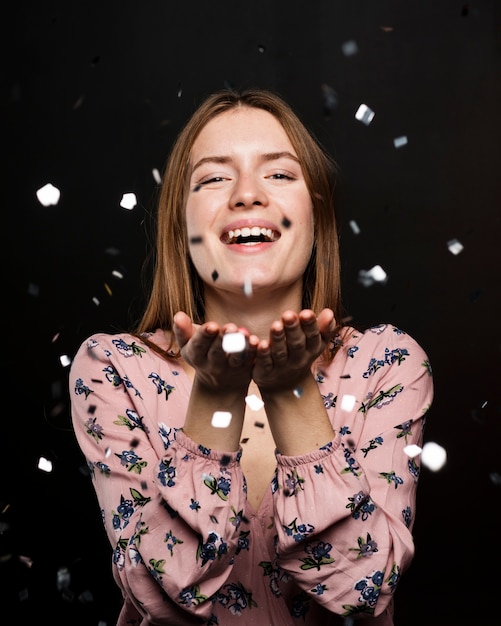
[{"xmin": 221, "ymin": 226, "xmax": 281, "ymax": 244}]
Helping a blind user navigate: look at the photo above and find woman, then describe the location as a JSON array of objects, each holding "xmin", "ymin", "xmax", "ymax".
[{"xmin": 70, "ymin": 88, "xmax": 433, "ymax": 625}]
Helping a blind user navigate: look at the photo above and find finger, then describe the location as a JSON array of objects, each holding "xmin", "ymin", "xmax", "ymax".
[
  {"xmin": 281, "ymin": 311, "xmax": 307, "ymax": 354},
  {"xmin": 316, "ymin": 308, "xmax": 336, "ymax": 341},
  {"xmin": 173, "ymin": 311, "xmax": 196, "ymax": 349},
  {"xmin": 269, "ymin": 321, "xmax": 289, "ymax": 363}
]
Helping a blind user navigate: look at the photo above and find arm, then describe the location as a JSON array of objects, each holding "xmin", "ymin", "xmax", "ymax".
[
  {"xmin": 69, "ymin": 333, "xmax": 249, "ymax": 623},
  {"xmin": 269, "ymin": 326, "xmax": 433, "ymax": 619}
]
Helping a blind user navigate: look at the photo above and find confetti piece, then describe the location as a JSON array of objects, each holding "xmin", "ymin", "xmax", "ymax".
[
  {"xmin": 241, "ymin": 437, "xmax": 249, "ymax": 444},
  {"xmin": 321, "ymin": 83, "xmax": 338, "ymax": 114},
  {"xmin": 211, "ymin": 411, "xmax": 232, "ymax": 428},
  {"xmin": 489, "ymin": 472, "xmax": 501, "ymax": 486},
  {"xmin": 349, "ymin": 220, "xmax": 360, "ymax": 235},
  {"xmin": 212, "ymin": 270, "xmax": 219, "ymax": 281},
  {"xmin": 38, "ymin": 456, "xmax": 53, "ymax": 472},
  {"xmin": 258, "ymin": 44, "xmax": 266, "ymax": 53},
  {"xmin": 27, "ymin": 283, "xmax": 39, "ymax": 297},
  {"xmin": 190, "ymin": 235, "xmax": 203, "ymax": 244},
  {"xmin": 112, "ymin": 270, "xmax": 124, "ymax": 279},
  {"xmin": 243, "ymin": 277, "xmax": 253, "ymax": 297},
  {"xmin": 293, "ymin": 387, "xmax": 303, "ymax": 398},
  {"xmin": 57, "ymin": 566, "xmax": 71, "ymax": 590},
  {"xmin": 104, "ymin": 282, "xmax": 112, "ymax": 295},
  {"xmin": 120, "ymin": 192, "xmax": 137, "ymax": 210},
  {"xmin": 358, "ymin": 264, "xmax": 387, "ymax": 287},
  {"xmin": 36, "ymin": 183, "xmax": 60, "ymax": 206},
  {"xmin": 281, "ymin": 216, "xmax": 291, "ymax": 228},
  {"xmin": 341, "ymin": 40, "xmax": 358, "ymax": 56},
  {"xmin": 355, "ymin": 104, "xmax": 375, "ymax": 125},
  {"xmin": 152, "ymin": 168, "xmax": 161, "ymax": 184},
  {"xmin": 420, "ymin": 441, "xmax": 447, "ymax": 471},
  {"xmin": 393, "ymin": 135, "xmax": 408, "ymax": 148},
  {"xmin": 245, "ymin": 394, "xmax": 264, "ymax": 411},
  {"xmin": 193, "ymin": 184, "xmax": 201, "ymax": 192},
  {"xmin": 403, "ymin": 444, "xmax": 422, "ymax": 458},
  {"xmin": 221, "ymin": 454, "xmax": 231, "ymax": 466},
  {"xmin": 447, "ymin": 238, "xmax": 464, "ymax": 255},
  {"xmin": 222, "ymin": 332, "xmax": 246, "ymax": 353},
  {"xmin": 59, "ymin": 354, "xmax": 71, "ymax": 367},
  {"xmin": 254, "ymin": 421, "xmax": 265, "ymax": 428},
  {"xmin": 340, "ymin": 394, "xmax": 356, "ymax": 411},
  {"xmin": 92, "ymin": 296, "xmax": 100, "ymax": 306}
]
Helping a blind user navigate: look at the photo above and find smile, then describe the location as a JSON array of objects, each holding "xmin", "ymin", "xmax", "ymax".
[{"xmin": 221, "ymin": 226, "xmax": 281, "ymax": 244}]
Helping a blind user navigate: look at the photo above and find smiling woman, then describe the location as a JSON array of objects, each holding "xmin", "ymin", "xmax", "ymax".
[{"xmin": 68, "ymin": 87, "xmax": 433, "ymax": 626}]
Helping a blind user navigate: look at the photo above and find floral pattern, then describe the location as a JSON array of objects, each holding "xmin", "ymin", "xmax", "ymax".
[{"xmin": 70, "ymin": 323, "xmax": 433, "ymax": 625}]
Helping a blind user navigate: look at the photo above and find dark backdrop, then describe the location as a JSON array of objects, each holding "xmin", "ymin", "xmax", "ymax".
[{"xmin": 2, "ymin": 1, "xmax": 500, "ymax": 624}]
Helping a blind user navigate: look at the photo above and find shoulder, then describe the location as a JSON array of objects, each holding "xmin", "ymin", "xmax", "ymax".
[
  {"xmin": 331, "ymin": 323, "xmax": 431, "ymax": 371},
  {"xmin": 72, "ymin": 328, "xmax": 175, "ymax": 365}
]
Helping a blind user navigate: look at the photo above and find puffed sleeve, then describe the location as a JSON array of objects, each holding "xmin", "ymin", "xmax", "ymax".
[
  {"xmin": 271, "ymin": 325, "xmax": 433, "ymax": 621},
  {"xmin": 69, "ymin": 333, "xmax": 248, "ymax": 624}
]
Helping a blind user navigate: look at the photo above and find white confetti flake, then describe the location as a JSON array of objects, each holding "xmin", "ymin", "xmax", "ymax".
[
  {"xmin": 340, "ymin": 394, "xmax": 356, "ymax": 411},
  {"xmin": 447, "ymin": 238, "xmax": 464, "ymax": 255},
  {"xmin": 92, "ymin": 296, "xmax": 100, "ymax": 306},
  {"xmin": 349, "ymin": 220, "xmax": 360, "ymax": 235},
  {"xmin": 420, "ymin": 441, "xmax": 447, "ymax": 471},
  {"xmin": 112, "ymin": 270, "xmax": 124, "ymax": 279},
  {"xmin": 341, "ymin": 40, "xmax": 358, "ymax": 56},
  {"xmin": 59, "ymin": 354, "xmax": 71, "ymax": 367},
  {"xmin": 393, "ymin": 135, "xmax": 408, "ymax": 148},
  {"xmin": 120, "ymin": 192, "xmax": 137, "ymax": 210},
  {"xmin": 222, "ymin": 332, "xmax": 246, "ymax": 353},
  {"xmin": 358, "ymin": 264, "xmax": 388, "ymax": 287},
  {"xmin": 403, "ymin": 444, "xmax": 422, "ymax": 458},
  {"xmin": 245, "ymin": 394, "xmax": 264, "ymax": 411},
  {"xmin": 152, "ymin": 168, "xmax": 162, "ymax": 184},
  {"xmin": 36, "ymin": 183, "xmax": 61, "ymax": 206},
  {"xmin": 105, "ymin": 447, "xmax": 112, "ymax": 458},
  {"xmin": 355, "ymin": 104, "xmax": 375, "ymax": 125},
  {"xmin": 243, "ymin": 277, "xmax": 253, "ymax": 297},
  {"xmin": 27, "ymin": 283, "xmax": 39, "ymax": 297},
  {"xmin": 38, "ymin": 456, "xmax": 53, "ymax": 472},
  {"xmin": 293, "ymin": 387, "xmax": 303, "ymax": 398},
  {"xmin": 211, "ymin": 411, "xmax": 232, "ymax": 428}
]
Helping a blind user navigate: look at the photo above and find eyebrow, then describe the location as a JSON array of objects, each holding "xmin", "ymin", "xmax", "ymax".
[{"xmin": 191, "ymin": 151, "xmax": 300, "ymax": 174}]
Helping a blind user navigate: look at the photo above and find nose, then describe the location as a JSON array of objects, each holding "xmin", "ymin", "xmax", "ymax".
[{"xmin": 229, "ymin": 174, "xmax": 267, "ymax": 209}]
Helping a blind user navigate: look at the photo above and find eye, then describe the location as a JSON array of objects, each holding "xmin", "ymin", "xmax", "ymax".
[
  {"xmin": 268, "ymin": 172, "xmax": 295, "ymax": 181},
  {"xmin": 199, "ymin": 176, "xmax": 227, "ymax": 185}
]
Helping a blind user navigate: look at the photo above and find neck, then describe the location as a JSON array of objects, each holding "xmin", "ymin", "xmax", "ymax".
[{"xmin": 204, "ymin": 283, "xmax": 303, "ymax": 340}]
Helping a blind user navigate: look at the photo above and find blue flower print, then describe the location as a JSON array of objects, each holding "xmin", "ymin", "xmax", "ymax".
[
  {"xmin": 408, "ymin": 457, "xmax": 420, "ymax": 480},
  {"xmin": 386, "ymin": 561, "xmax": 401, "ymax": 591},
  {"xmin": 395, "ymin": 419, "xmax": 413, "ymax": 441},
  {"xmin": 179, "ymin": 585, "xmax": 208, "ymax": 608},
  {"xmin": 282, "ymin": 518, "xmax": 315, "ymax": 542},
  {"xmin": 283, "ymin": 467, "xmax": 305, "ymax": 496},
  {"xmin": 203, "ymin": 473, "xmax": 231, "ymax": 500},
  {"xmin": 103, "ymin": 365, "xmax": 123, "ymax": 387},
  {"xmin": 322, "ymin": 392, "xmax": 336, "ymax": 409},
  {"xmin": 111, "ymin": 337, "xmax": 146, "ymax": 358},
  {"xmin": 402, "ymin": 506, "xmax": 412, "ymax": 528},
  {"xmin": 158, "ymin": 457, "xmax": 176, "ymax": 487},
  {"xmin": 358, "ymin": 384, "xmax": 403, "ymax": 413},
  {"xmin": 84, "ymin": 416, "xmax": 103, "ymax": 442},
  {"xmin": 165, "ymin": 529, "xmax": 184, "ymax": 556},
  {"xmin": 346, "ymin": 491, "xmax": 376, "ymax": 521},
  {"xmin": 236, "ymin": 530, "xmax": 250, "ymax": 554},
  {"xmin": 115, "ymin": 449, "xmax": 147, "ymax": 474},
  {"xmin": 189, "ymin": 499, "xmax": 200, "ymax": 511},
  {"xmin": 112, "ymin": 494, "xmax": 134, "ymax": 530},
  {"xmin": 197, "ymin": 531, "xmax": 228, "ymax": 566},
  {"xmin": 74, "ymin": 377, "xmax": 93, "ymax": 399},
  {"xmin": 299, "ymin": 541, "xmax": 335, "ymax": 570},
  {"xmin": 148, "ymin": 372, "xmax": 175, "ymax": 399},
  {"xmin": 350, "ymin": 533, "xmax": 378, "ymax": 559},
  {"xmin": 113, "ymin": 408, "xmax": 149, "ymax": 433},
  {"xmin": 347, "ymin": 346, "xmax": 359, "ymax": 358},
  {"xmin": 311, "ymin": 583, "xmax": 327, "ymax": 595},
  {"xmin": 360, "ymin": 436, "xmax": 383, "ymax": 457},
  {"xmin": 379, "ymin": 471, "xmax": 404, "ymax": 489},
  {"xmin": 158, "ymin": 423, "xmax": 177, "ymax": 450},
  {"xmin": 216, "ymin": 581, "xmax": 257, "ymax": 615}
]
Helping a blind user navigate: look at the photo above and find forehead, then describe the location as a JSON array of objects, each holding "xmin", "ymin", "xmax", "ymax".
[{"xmin": 192, "ymin": 107, "xmax": 295, "ymax": 156}]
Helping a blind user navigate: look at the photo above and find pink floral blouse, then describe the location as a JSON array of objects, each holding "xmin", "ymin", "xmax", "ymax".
[{"xmin": 69, "ymin": 323, "xmax": 433, "ymax": 626}]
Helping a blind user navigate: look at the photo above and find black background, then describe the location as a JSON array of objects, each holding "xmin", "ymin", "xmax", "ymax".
[{"xmin": 2, "ymin": 1, "xmax": 500, "ymax": 624}]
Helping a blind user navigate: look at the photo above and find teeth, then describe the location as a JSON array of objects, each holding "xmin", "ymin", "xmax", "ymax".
[{"xmin": 226, "ymin": 227, "xmax": 276, "ymax": 243}]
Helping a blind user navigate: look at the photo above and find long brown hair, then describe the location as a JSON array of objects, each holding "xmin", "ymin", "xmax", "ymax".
[{"xmin": 134, "ymin": 87, "xmax": 345, "ymax": 361}]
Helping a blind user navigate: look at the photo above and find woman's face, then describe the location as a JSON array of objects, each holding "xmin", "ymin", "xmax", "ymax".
[{"xmin": 186, "ymin": 106, "xmax": 314, "ymax": 301}]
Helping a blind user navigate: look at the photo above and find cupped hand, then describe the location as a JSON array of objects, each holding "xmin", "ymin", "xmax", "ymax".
[
  {"xmin": 173, "ymin": 311, "xmax": 258, "ymax": 392},
  {"xmin": 252, "ymin": 309, "xmax": 337, "ymax": 392}
]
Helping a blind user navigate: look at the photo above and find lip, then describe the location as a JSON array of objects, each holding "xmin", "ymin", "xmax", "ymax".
[{"xmin": 220, "ymin": 218, "xmax": 281, "ymax": 247}]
